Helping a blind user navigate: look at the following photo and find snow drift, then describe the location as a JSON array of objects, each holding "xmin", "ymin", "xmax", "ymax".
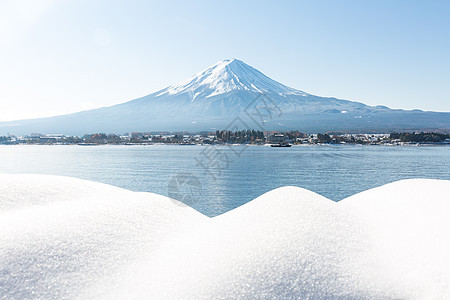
[{"xmin": 0, "ymin": 174, "xmax": 449, "ymax": 299}]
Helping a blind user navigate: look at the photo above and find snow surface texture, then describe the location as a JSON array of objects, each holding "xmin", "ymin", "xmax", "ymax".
[{"xmin": 0, "ymin": 174, "xmax": 449, "ymax": 299}]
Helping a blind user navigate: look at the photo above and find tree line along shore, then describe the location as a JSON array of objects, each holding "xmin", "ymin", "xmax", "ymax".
[{"xmin": 1, "ymin": 131, "xmax": 449, "ymax": 146}]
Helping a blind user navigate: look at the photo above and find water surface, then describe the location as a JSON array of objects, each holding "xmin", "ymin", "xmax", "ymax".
[{"xmin": 1, "ymin": 145, "xmax": 449, "ymax": 216}]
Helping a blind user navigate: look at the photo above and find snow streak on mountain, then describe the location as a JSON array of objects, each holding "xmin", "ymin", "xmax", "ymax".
[{"xmin": 157, "ymin": 59, "xmax": 307, "ymax": 99}]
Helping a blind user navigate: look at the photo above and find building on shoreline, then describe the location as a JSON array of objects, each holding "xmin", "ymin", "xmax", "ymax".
[{"xmin": 1, "ymin": 131, "xmax": 449, "ymax": 146}]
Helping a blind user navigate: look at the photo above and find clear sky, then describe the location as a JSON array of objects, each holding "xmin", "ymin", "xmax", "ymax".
[{"xmin": 1, "ymin": 0, "xmax": 449, "ymax": 121}]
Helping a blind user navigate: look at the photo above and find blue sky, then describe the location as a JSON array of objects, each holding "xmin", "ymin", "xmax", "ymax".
[{"xmin": 1, "ymin": 0, "xmax": 449, "ymax": 121}]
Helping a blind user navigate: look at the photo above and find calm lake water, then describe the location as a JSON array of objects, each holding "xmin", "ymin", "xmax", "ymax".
[{"xmin": 1, "ymin": 145, "xmax": 449, "ymax": 216}]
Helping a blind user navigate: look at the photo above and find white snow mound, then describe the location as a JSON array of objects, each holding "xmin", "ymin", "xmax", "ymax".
[{"xmin": 0, "ymin": 174, "xmax": 449, "ymax": 299}]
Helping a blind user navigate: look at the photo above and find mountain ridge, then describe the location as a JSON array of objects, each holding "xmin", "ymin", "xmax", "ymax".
[{"xmin": 0, "ymin": 59, "xmax": 449, "ymax": 135}]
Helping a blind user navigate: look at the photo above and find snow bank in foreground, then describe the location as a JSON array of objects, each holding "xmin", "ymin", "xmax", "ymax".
[{"xmin": 0, "ymin": 175, "xmax": 449, "ymax": 299}]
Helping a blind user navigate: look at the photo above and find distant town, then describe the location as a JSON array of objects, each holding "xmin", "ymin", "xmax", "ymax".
[{"xmin": 1, "ymin": 131, "xmax": 449, "ymax": 146}]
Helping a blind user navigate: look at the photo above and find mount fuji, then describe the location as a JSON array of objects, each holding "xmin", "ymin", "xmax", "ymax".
[{"xmin": 1, "ymin": 59, "xmax": 449, "ymax": 135}]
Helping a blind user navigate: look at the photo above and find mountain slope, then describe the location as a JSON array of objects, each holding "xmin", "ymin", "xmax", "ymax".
[
  {"xmin": 0, "ymin": 59, "xmax": 449, "ymax": 135},
  {"xmin": 156, "ymin": 58, "xmax": 307, "ymax": 98}
]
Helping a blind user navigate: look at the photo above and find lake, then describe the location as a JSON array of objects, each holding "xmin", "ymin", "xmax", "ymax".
[{"xmin": 0, "ymin": 144, "xmax": 449, "ymax": 216}]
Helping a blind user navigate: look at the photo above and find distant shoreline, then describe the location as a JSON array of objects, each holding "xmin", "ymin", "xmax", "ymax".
[
  {"xmin": 1, "ymin": 143, "xmax": 449, "ymax": 147},
  {"xmin": 2, "ymin": 131, "xmax": 449, "ymax": 146}
]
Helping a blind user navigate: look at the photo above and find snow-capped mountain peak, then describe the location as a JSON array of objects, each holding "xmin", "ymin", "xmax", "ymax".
[
  {"xmin": 157, "ymin": 58, "xmax": 307, "ymax": 99},
  {"xmin": 2, "ymin": 58, "xmax": 449, "ymax": 135}
]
